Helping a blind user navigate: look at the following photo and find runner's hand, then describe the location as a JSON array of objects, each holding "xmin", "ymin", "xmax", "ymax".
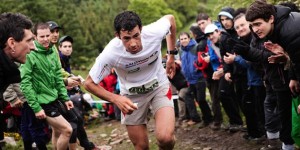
[
  {"xmin": 115, "ymin": 95, "xmax": 137, "ymax": 115},
  {"xmin": 65, "ymin": 100, "xmax": 74, "ymax": 110},
  {"xmin": 35, "ymin": 109, "xmax": 46, "ymax": 119},
  {"xmin": 166, "ymin": 57, "xmax": 176, "ymax": 79}
]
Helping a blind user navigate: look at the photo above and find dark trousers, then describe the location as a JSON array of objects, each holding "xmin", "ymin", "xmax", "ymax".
[
  {"xmin": 185, "ymin": 78, "xmax": 213, "ymax": 123},
  {"xmin": 264, "ymin": 87, "xmax": 294, "ymax": 144},
  {"xmin": 218, "ymin": 77, "xmax": 243, "ymax": 125},
  {"xmin": 68, "ymin": 108, "xmax": 95, "ymax": 150},
  {"xmin": 243, "ymin": 86, "xmax": 266, "ymax": 137},
  {"xmin": 234, "ymin": 77, "xmax": 248, "ymax": 115},
  {"xmin": 207, "ymin": 79, "xmax": 222, "ymax": 124},
  {"xmin": 21, "ymin": 102, "xmax": 49, "ymax": 150}
]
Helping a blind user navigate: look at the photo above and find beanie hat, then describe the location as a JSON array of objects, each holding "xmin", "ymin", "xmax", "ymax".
[{"xmin": 218, "ymin": 7, "xmax": 235, "ymax": 20}]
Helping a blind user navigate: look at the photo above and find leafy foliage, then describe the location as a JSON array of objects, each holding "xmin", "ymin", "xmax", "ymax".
[{"xmin": 0, "ymin": 0, "xmax": 203, "ymax": 69}]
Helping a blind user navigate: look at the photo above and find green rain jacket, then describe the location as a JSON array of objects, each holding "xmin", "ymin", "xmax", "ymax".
[{"xmin": 20, "ymin": 41, "xmax": 69, "ymax": 113}]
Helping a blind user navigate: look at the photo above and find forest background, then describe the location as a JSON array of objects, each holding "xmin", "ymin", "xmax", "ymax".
[{"xmin": 1, "ymin": 0, "xmax": 299, "ymax": 69}]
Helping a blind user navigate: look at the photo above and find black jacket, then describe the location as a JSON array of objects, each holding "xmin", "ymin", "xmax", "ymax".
[
  {"xmin": 241, "ymin": 35, "xmax": 290, "ymax": 92},
  {"xmin": 268, "ymin": 5, "xmax": 300, "ymax": 80},
  {"xmin": 0, "ymin": 50, "xmax": 21, "ymax": 109},
  {"xmin": 219, "ymin": 31, "xmax": 247, "ymax": 81}
]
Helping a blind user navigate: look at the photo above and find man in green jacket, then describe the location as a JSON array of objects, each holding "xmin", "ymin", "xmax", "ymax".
[{"xmin": 20, "ymin": 22, "xmax": 73, "ymax": 150}]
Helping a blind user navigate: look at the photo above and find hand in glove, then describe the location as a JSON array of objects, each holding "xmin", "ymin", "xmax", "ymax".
[
  {"xmin": 226, "ymin": 38, "xmax": 240, "ymax": 50},
  {"xmin": 229, "ymin": 39, "xmax": 250, "ymax": 56}
]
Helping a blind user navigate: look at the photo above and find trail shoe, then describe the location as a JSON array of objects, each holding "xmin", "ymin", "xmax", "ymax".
[{"xmin": 229, "ymin": 124, "xmax": 243, "ymax": 133}]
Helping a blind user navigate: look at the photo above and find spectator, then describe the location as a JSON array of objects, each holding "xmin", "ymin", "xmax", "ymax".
[
  {"xmin": 0, "ymin": 12, "xmax": 34, "ymax": 148},
  {"xmin": 178, "ymin": 32, "xmax": 213, "ymax": 127},
  {"xmin": 20, "ymin": 22, "xmax": 73, "ymax": 150},
  {"xmin": 204, "ymin": 24, "xmax": 244, "ymax": 132}
]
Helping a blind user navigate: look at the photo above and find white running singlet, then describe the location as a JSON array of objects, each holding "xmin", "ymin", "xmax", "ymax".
[{"xmin": 89, "ymin": 17, "xmax": 171, "ymax": 95}]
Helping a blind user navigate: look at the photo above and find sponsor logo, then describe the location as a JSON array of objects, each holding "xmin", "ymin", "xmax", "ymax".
[
  {"xmin": 128, "ymin": 67, "xmax": 140, "ymax": 73},
  {"xmin": 125, "ymin": 51, "xmax": 159, "ymax": 68}
]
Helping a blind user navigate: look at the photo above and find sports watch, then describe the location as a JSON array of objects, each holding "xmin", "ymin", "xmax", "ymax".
[{"xmin": 166, "ymin": 49, "xmax": 178, "ymax": 55}]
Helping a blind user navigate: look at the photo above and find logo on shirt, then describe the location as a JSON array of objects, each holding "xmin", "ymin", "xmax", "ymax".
[
  {"xmin": 125, "ymin": 51, "xmax": 158, "ymax": 68},
  {"xmin": 128, "ymin": 67, "xmax": 140, "ymax": 73}
]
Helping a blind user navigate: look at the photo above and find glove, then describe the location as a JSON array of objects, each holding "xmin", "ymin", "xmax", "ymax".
[
  {"xmin": 226, "ymin": 38, "xmax": 240, "ymax": 50},
  {"xmin": 227, "ymin": 38, "xmax": 250, "ymax": 56}
]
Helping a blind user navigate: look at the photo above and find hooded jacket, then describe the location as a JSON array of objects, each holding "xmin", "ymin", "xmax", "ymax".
[
  {"xmin": 267, "ymin": 5, "xmax": 300, "ymax": 80},
  {"xmin": 218, "ymin": 7, "xmax": 238, "ymax": 38},
  {"xmin": 20, "ymin": 41, "xmax": 69, "ymax": 113},
  {"xmin": 180, "ymin": 39, "xmax": 203, "ymax": 84}
]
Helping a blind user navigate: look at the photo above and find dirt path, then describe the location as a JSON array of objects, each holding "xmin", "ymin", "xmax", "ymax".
[{"xmin": 85, "ymin": 119, "xmax": 265, "ymax": 150}]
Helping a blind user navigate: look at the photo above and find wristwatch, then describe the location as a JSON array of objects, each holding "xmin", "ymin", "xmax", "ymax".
[{"xmin": 167, "ymin": 49, "xmax": 178, "ymax": 55}]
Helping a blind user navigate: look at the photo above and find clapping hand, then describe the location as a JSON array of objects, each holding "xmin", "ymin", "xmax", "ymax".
[{"xmin": 264, "ymin": 41, "xmax": 284, "ymax": 55}]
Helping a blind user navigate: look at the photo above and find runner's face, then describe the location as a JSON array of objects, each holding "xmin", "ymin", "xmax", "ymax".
[
  {"xmin": 118, "ymin": 26, "xmax": 142, "ymax": 54},
  {"xmin": 179, "ymin": 34, "xmax": 190, "ymax": 47}
]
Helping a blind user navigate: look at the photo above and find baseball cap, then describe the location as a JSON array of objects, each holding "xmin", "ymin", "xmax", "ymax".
[
  {"xmin": 47, "ymin": 21, "xmax": 62, "ymax": 31},
  {"xmin": 204, "ymin": 24, "xmax": 218, "ymax": 34},
  {"xmin": 58, "ymin": 35, "xmax": 73, "ymax": 45}
]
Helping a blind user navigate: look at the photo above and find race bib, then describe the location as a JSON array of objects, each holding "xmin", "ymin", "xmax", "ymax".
[{"xmin": 126, "ymin": 78, "xmax": 159, "ymax": 94}]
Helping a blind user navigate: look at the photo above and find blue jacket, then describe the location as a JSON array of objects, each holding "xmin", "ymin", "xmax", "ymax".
[
  {"xmin": 180, "ymin": 39, "xmax": 203, "ymax": 84},
  {"xmin": 207, "ymin": 40, "xmax": 222, "ymax": 71},
  {"xmin": 234, "ymin": 56, "xmax": 263, "ymax": 86}
]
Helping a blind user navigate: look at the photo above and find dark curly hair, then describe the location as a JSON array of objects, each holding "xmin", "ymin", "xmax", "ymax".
[
  {"xmin": 0, "ymin": 13, "xmax": 33, "ymax": 49},
  {"xmin": 114, "ymin": 11, "xmax": 142, "ymax": 36},
  {"xmin": 246, "ymin": 0, "xmax": 275, "ymax": 22}
]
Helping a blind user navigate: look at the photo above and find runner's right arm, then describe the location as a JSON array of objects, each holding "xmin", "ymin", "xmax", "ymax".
[{"xmin": 84, "ymin": 75, "xmax": 137, "ymax": 114}]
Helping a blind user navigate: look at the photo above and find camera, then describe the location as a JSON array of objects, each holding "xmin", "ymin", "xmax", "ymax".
[{"xmin": 201, "ymin": 53, "xmax": 207, "ymax": 57}]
